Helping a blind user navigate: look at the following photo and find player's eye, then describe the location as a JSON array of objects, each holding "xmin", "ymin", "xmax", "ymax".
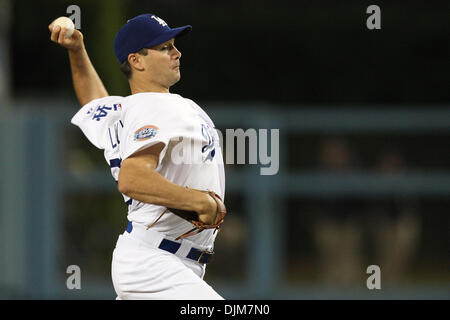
[{"xmin": 161, "ymin": 44, "xmax": 175, "ymax": 51}]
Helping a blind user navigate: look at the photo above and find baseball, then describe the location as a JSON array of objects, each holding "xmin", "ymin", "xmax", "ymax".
[{"xmin": 52, "ymin": 16, "xmax": 75, "ymax": 38}]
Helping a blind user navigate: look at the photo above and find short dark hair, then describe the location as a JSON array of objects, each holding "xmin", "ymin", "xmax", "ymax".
[{"xmin": 119, "ymin": 48, "xmax": 149, "ymax": 79}]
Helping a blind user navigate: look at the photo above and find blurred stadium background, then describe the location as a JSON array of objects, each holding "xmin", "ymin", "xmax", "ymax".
[{"xmin": 0, "ymin": 0, "xmax": 448, "ymax": 299}]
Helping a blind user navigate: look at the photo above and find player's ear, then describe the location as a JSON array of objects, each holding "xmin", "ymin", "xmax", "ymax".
[{"xmin": 128, "ymin": 53, "xmax": 145, "ymax": 72}]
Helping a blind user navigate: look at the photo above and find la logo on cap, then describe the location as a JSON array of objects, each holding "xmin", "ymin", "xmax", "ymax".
[{"xmin": 151, "ymin": 15, "xmax": 168, "ymax": 27}]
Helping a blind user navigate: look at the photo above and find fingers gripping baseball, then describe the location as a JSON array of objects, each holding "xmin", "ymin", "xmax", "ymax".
[{"xmin": 48, "ymin": 17, "xmax": 83, "ymax": 51}]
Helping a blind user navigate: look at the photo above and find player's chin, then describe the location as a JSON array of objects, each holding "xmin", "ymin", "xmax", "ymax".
[{"xmin": 170, "ymin": 71, "xmax": 181, "ymax": 85}]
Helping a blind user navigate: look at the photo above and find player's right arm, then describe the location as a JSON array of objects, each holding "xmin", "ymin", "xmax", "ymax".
[{"xmin": 49, "ymin": 19, "xmax": 108, "ymax": 106}]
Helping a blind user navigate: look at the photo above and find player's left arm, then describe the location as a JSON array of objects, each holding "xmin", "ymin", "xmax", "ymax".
[{"xmin": 118, "ymin": 143, "xmax": 218, "ymax": 225}]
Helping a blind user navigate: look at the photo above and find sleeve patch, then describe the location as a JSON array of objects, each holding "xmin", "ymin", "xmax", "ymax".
[{"xmin": 134, "ymin": 125, "xmax": 159, "ymax": 141}]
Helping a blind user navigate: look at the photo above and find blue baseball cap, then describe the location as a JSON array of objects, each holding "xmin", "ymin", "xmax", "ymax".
[{"xmin": 114, "ymin": 14, "xmax": 192, "ymax": 64}]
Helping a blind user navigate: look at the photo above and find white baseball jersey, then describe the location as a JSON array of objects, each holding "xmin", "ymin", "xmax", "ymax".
[{"xmin": 71, "ymin": 92, "xmax": 225, "ymax": 249}]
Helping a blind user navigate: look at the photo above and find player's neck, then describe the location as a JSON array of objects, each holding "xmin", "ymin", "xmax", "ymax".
[{"xmin": 129, "ymin": 79, "xmax": 170, "ymax": 94}]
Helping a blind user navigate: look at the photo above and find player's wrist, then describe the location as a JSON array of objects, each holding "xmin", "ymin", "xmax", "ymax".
[
  {"xmin": 196, "ymin": 192, "xmax": 217, "ymax": 224},
  {"xmin": 68, "ymin": 41, "xmax": 85, "ymax": 54}
]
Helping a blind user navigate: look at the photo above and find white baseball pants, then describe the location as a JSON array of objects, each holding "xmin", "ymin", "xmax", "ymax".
[{"xmin": 111, "ymin": 231, "xmax": 223, "ymax": 300}]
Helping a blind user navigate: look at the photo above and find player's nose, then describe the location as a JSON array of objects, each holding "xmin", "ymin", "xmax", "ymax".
[{"xmin": 173, "ymin": 46, "xmax": 181, "ymax": 59}]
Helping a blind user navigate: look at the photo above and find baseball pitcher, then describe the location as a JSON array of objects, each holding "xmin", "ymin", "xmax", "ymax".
[{"xmin": 49, "ymin": 13, "xmax": 226, "ymax": 300}]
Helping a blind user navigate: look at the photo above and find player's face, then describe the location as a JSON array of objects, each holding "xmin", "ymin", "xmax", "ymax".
[{"xmin": 143, "ymin": 38, "xmax": 182, "ymax": 88}]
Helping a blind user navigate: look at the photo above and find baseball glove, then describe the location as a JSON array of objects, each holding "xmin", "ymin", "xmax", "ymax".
[{"xmin": 147, "ymin": 190, "xmax": 227, "ymax": 240}]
